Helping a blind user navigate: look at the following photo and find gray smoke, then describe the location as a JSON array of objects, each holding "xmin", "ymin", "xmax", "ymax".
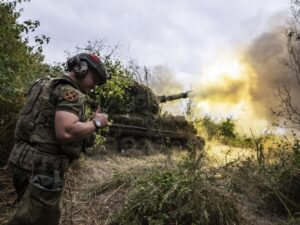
[
  {"xmin": 149, "ymin": 65, "xmax": 184, "ymax": 95},
  {"xmin": 244, "ymin": 26, "xmax": 300, "ymax": 120}
]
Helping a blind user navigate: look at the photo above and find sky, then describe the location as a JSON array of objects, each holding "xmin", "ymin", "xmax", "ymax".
[
  {"xmin": 19, "ymin": 0, "xmax": 288, "ymax": 76},
  {"xmin": 19, "ymin": 0, "xmax": 294, "ymax": 134}
]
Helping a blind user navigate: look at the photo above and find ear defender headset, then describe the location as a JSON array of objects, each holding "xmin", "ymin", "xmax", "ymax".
[{"xmin": 66, "ymin": 53, "xmax": 110, "ymax": 85}]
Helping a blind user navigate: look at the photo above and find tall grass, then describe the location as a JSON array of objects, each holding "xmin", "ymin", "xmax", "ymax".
[{"xmin": 109, "ymin": 153, "xmax": 241, "ymax": 225}]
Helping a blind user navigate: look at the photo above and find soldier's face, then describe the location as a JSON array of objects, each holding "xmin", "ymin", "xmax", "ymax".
[{"xmin": 79, "ymin": 70, "xmax": 100, "ymax": 93}]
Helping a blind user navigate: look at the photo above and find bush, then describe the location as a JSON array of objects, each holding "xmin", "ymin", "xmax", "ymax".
[
  {"xmin": 262, "ymin": 138, "xmax": 300, "ymax": 216},
  {"xmin": 200, "ymin": 115, "xmax": 219, "ymax": 141},
  {"xmin": 219, "ymin": 118, "xmax": 236, "ymax": 139},
  {"xmin": 199, "ymin": 116, "xmax": 254, "ymax": 148},
  {"xmin": 110, "ymin": 156, "xmax": 241, "ymax": 225}
]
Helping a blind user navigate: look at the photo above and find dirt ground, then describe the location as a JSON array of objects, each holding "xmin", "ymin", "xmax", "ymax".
[{"xmin": 0, "ymin": 152, "xmax": 169, "ymax": 225}]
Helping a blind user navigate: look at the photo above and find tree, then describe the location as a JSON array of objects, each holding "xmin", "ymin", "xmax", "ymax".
[
  {"xmin": 0, "ymin": 0, "xmax": 49, "ymax": 115},
  {"xmin": 273, "ymin": 0, "xmax": 300, "ymax": 130},
  {"xmin": 0, "ymin": 0, "xmax": 49, "ymax": 166}
]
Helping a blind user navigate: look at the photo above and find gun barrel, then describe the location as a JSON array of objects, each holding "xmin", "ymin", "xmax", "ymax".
[{"xmin": 158, "ymin": 91, "xmax": 191, "ymax": 103}]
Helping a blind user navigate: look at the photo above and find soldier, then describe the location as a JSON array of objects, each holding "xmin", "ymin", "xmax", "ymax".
[{"xmin": 6, "ymin": 53, "xmax": 109, "ymax": 225}]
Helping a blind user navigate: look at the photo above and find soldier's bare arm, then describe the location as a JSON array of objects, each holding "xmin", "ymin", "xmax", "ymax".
[{"xmin": 55, "ymin": 110, "xmax": 108, "ymax": 143}]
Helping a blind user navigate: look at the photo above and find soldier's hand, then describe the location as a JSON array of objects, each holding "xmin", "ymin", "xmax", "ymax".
[{"xmin": 93, "ymin": 107, "xmax": 108, "ymax": 127}]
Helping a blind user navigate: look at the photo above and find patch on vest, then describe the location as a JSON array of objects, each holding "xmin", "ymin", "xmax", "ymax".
[{"xmin": 63, "ymin": 89, "xmax": 78, "ymax": 102}]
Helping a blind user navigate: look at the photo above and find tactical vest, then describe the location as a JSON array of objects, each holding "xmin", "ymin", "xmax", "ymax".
[{"xmin": 10, "ymin": 75, "xmax": 85, "ymax": 171}]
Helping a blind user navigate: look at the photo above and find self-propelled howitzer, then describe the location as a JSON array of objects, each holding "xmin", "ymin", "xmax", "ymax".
[{"xmin": 101, "ymin": 82, "xmax": 204, "ymax": 153}]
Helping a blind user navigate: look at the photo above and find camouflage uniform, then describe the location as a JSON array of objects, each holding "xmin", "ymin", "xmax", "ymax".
[{"xmin": 6, "ymin": 75, "xmax": 86, "ymax": 225}]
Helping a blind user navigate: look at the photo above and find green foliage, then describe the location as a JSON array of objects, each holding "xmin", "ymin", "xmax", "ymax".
[
  {"xmin": 41, "ymin": 62, "xmax": 65, "ymax": 78},
  {"xmin": 92, "ymin": 56, "xmax": 135, "ymax": 114},
  {"xmin": 219, "ymin": 118, "xmax": 236, "ymax": 139},
  {"xmin": 0, "ymin": 0, "xmax": 49, "ymax": 114},
  {"xmin": 0, "ymin": 0, "xmax": 52, "ymax": 166},
  {"xmin": 200, "ymin": 116, "xmax": 236, "ymax": 141},
  {"xmin": 110, "ymin": 156, "xmax": 240, "ymax": 225},
  {"xmin": 198, "ymin": 115, "xmax": 254, "ymax": 148},
  {"xmin": 230, "ymin": 136, "xmax": 300, "ymax": 220},
  {"xmin": 200, "ymin": 115, "xmax": 219, "ymax": 141},
  {"xmin": 262, "ymin": 138, "xmax": 300, "ymax": 216}
]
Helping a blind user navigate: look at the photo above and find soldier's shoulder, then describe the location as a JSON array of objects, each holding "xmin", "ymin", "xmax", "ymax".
[
  {"xmin": 59, "ymin": 83, "xmax": 81, "ymax": 92},
  {"xmin": 58, "ymin": 84, "xmax": 84, "ymax": 103}
]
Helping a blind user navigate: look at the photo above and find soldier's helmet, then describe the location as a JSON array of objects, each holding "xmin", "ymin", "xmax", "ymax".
[{"xmin": 67, "ymin": 53, "xmax": 110, "ymax": 85}]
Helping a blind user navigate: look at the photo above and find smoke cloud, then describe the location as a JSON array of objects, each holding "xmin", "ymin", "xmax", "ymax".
[
  {"xmin": 191, "ymin": 25, "xmax": 300, "ymax": 131},
  {"xmin": 148, "ymin": 66, "xmax": 189, "ymax": 115},
  {"xmin": 148, "ymin": 21, "xmax": 300, "ymax": 133},
  {"xmin": 149, "ymin": 65, "xmax": 184, "ymax": 95},
  {"xmin": 191, "ymin": 76, "xmax": 248, "ymax": 104},
  {"xmin": 243, "ymin": 27, "xmax": 293, "ymax": 119}
]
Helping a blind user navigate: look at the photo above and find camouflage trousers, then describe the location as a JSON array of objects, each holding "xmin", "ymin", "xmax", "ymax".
[
  {"xmin": 6, "ymin": 152, "xmax": 68, "ymax": 225},
  {"xmin": 11, "ymin": 166, "xmax": 31, "ymax": 201}
]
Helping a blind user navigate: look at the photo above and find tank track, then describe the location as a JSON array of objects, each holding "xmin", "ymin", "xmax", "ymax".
[
  {"xmin": 108, "ymin": 123, "xmax": 194, "ymax": 140},
  {"xmin": 106, "ymin": 115, "xmax": 203, "ymax": 152}
]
